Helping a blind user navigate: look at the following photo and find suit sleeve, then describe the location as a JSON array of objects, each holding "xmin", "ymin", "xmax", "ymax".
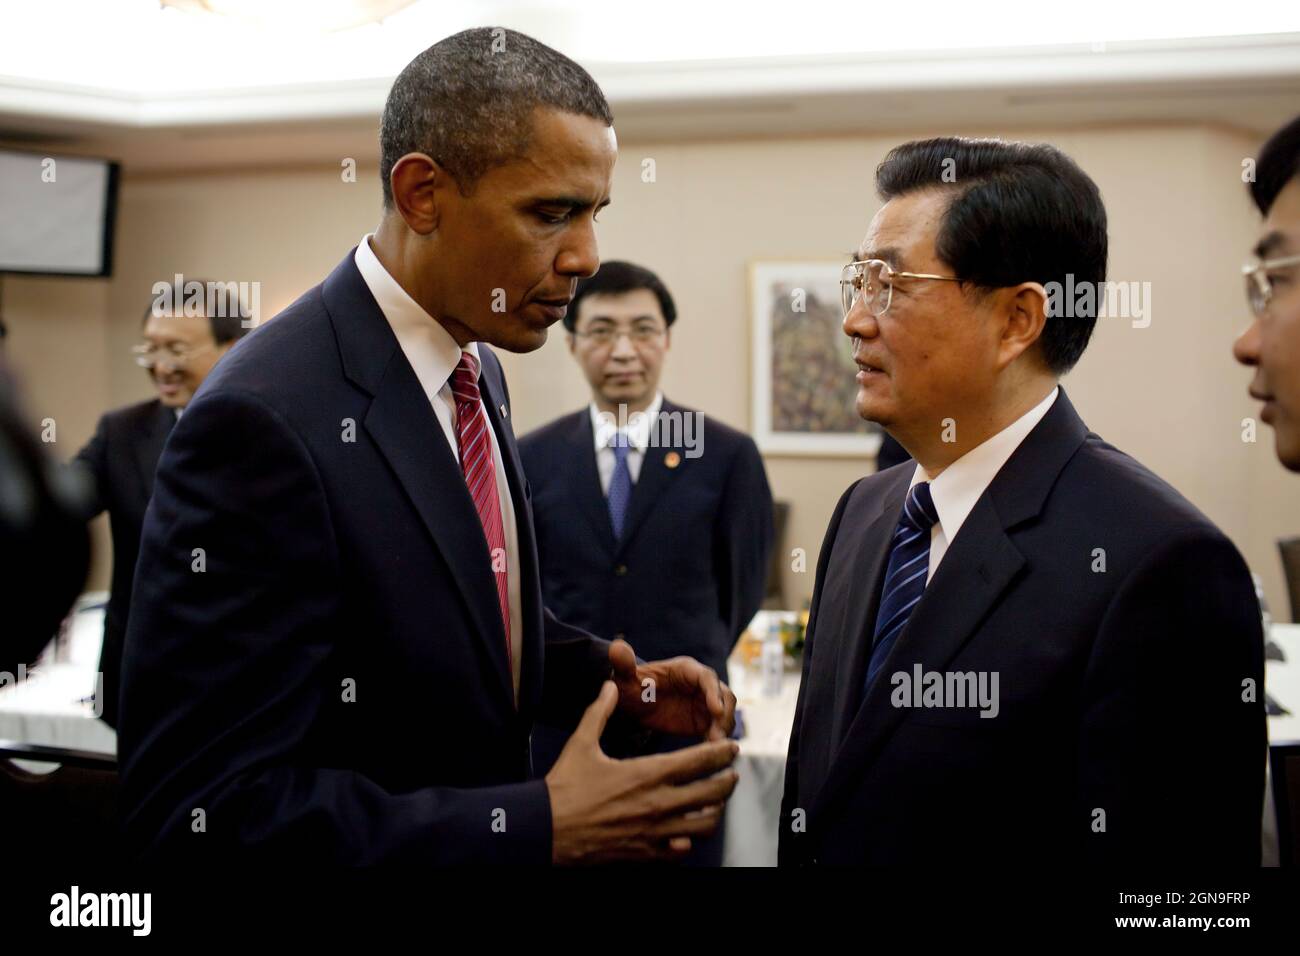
[
  {"xmin": 1076, "ymin": 530, "xmax": 1266, "ymax": 866},
  {"xmin": 778, "ymin": 479, "xmax": 860, "ymax": 866},
  {"xmin": 118, "ymin": 388, "xmax": 553, "ymax": 865},
  {"xmin": 537, "ymin": 609, "xmax": 611, "ymax": 726},
  {"xmin": 714, "ymin": 436, "xmax": 775, "ymax": 647},
  {"xmin": 70, "ymin": 414, "xmax": 108, "ymax": 519}
]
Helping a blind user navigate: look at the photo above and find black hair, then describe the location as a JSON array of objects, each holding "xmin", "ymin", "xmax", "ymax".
[
  {"xmin": 1251, "ymin": 114, "xmax": 1300, "ymax": 216},
  {"xmin": 141, "ymin": 279, "xmax": 253, "ymax": 346},
  {"xmin": 565, "ymin": 260, "xmax": 677, "ymax": 332},
  {"xmin": 380, "ymin": 27, "xmax": 613, "ymax": 204},
  {"xmin": 875, "ymin": 136, "xmax": 1108, "ymax": 375}
]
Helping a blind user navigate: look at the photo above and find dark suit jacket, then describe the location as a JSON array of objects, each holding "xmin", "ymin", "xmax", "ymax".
[
  {"xmin": 519, "ymin": 402, "xmax": 773, "ymax": 681},
  {"xmin": 780, "ymin": 389, "xmax": 1265, "ymax": 867},
  {"xmin": 118, "ymin": 251, "xmax": 616, "ymax": 865},
  {"xmin": 73, "ymin": 398, "xmax": 175, "ymax": 729}
]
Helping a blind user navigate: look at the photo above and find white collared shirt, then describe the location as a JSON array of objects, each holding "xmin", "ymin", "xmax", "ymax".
[
  {"xmin": 908, "ymin": 386, "xmax": 1059, "ymax": 582},
  {"xmin": 353, "ymin": 234, "xmax": 523, "ymax": 701},
  {"xmin": 590, "ymin": 392, "xmax": 663, "ymax": 494}
]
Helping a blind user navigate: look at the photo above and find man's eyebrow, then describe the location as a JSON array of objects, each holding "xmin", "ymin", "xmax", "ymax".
[
  {"xmin": 854, "ymin": 247, "xmax": 901, "ymax": 267},
  {"xmin": 1254, "ymin": 230, "xmax": 1292, "ymax": 260},
  {"xmin": 534, "ymin": 195, "xmax": 610, "ymax": 210},
  {"xmin": 581, "ymin": 312, "xmax": 659, "ymax": 324}
]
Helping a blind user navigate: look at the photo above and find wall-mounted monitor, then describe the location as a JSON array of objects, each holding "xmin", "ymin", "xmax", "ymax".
[{"xmin": 0, "ymin": 148, "xmax": 119, "ymax": 277}]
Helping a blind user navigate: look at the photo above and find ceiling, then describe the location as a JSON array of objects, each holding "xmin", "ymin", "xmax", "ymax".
[{"xmin": 2, "ymin": 1, "xmax": 1298, "ymax": 172}]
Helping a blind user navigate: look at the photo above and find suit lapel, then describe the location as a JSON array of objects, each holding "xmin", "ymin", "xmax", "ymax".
[
  {"xmin": 324, "ymin": 252, "xmax": 513, "ymax": 708},
  {"xmin": 809, "ymin": 388, "xmax": 1092, "ymax": 822},
  {"xmin": 135, "ymin": 400, "xmax": 175, "ymax": 496},
  {"xmin": 565, "ymin": 411, "xmax": 618, "ymax": 553},
  {"xmin": 823, "ymin": 466, "xmax": 909, "ymax": 752},
  {"xmin": 616, "ymin": 399, "xmax": 683, "ymax": 553},
  {"xmin": 812, "ymin": 497, "xmax": 1026, "ymax": 821}
]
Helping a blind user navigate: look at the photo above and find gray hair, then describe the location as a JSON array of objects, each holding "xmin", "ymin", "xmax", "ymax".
[{"xmin": 379, "ymin": 27, "xmax": 613, "ymax": 204}]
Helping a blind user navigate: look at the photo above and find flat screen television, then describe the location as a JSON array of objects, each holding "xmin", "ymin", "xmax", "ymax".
[{"xmin": 0, "ymin": 148, "xmax": 119, "ymax": 277}]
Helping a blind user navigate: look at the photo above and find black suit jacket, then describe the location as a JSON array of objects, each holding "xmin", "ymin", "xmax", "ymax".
[
  {"xmin": 73, "ymin": 398, "xmax": 175, "ymax": 729},
  {"xmin": 780, "ymin": 389, "xmax": 1265, "ymax": 867},
  {"xmin": 119, "ymin": 251, "xmax": 615, "ymax": 864},
  {"xmin": 519, "ymin": 402, "xmax": 773, "ymax": 681}
]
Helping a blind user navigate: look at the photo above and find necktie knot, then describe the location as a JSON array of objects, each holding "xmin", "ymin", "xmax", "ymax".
[
  {"xmin": 611, "ymin": 431, "xmax": 631, "ymax": 462},
  {"xmin": 901, "ymin": 481, "xmax": 939, "ymax": 534},
  {"xmin": 450, "ymin": 352, "xmax": 481, "ymax": 405}
]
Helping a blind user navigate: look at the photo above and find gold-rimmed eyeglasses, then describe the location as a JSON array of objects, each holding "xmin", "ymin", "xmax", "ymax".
[
  {"xmin": 1243, "ymin": 252, "xmax": 1300, "ymax": 318},
  {"xmin": 132, "ymin": 342, "xmax": 215, "ymax": 370},
  {"xmin": 840, "ymin": 259, "xmax": 964, "ymax": 318},
  {"xmin": 572, "ymin": 325, "xmax": 667, "ymax": 347}
]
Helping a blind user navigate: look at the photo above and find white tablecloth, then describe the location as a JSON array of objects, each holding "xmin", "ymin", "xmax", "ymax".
[
  {"xmin": 0, "ymin": 593, "xmax": 117, "ymax": 760},
  {"xmin": 722, "ymin": 611, "xmax": 800, "ymax": 867},
  {"xmin": 1263, "ymin": 623, "xmax": 1300, "ymax": 865}
]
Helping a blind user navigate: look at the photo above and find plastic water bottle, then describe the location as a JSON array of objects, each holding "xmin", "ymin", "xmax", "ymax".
[{"xmin": 761, "ymin": 620, "xmax": 784, "ymax": 698}]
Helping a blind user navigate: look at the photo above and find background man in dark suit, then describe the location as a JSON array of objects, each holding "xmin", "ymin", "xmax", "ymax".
[
  {"xmin": 72, "ymin": 284, "xmax": 249, "ymax": 728},
  {"xmin": 781, "ymin": 137, "xmax": 1265, "ymax": 867},
  {"xmin": 119, "ymin": 28, "xmax": 739, "ymax": 866},
  {"xmin": 1235, "ymin": 114, "xmax": 1300, "ymax": 471},
  {"xmin": 520, "ymin": 261, "xmax": 774, "ymax": 862}
]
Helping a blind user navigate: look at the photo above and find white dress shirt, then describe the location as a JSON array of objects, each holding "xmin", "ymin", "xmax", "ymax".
[
  {"xmin": 354, "ymin": 234, "xmax": 523, "ymax": 701},
  {"xmin": 909, "ymin": 386, "xmax": 1059, "ymax": 582},
  {"xmin": 590, "ymin": 392, "xmax": 663, "ymax": 494}
]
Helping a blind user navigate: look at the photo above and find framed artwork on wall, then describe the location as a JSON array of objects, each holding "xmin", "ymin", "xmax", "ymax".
[{"xmin": 749, "ymin": 259, "xmax": 882, "ymax": 457}]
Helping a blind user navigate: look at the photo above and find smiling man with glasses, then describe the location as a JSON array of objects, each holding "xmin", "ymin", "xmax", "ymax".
[
  {"xmin": 780, "ymin": 136, "xmax": 1264, "ymax": 868},
  {"xmin": 70, "ymin": 281, "xmax": 250, "ymax": 729},
  {"xmin": 520, "ymin": 260, "xmax": 774, "ymax": 864},
  {"xmin": 1235, "ymin": 114, "xmax": 1300, "ymax": 471}
]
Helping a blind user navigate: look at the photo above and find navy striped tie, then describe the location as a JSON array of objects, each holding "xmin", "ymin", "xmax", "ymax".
[{"xmin": 864, "ymin": 481, "xmax": 940, "ymax": 695}]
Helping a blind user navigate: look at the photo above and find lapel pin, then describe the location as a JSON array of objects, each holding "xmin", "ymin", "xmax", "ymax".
[
  {"xmin": 664, "ymin": 451, "xmax": 681, "ymax": 469},
  {"xmin": 499, "ymin": 404, "xmax": 508, "ymax": 418}
]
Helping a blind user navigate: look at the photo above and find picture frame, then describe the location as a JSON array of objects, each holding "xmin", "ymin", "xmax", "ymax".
[{"xmin": 749, "ymin": 259, "xmax": 882, "ymax": 457}]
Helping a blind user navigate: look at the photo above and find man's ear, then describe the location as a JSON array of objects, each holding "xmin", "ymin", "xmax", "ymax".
[
  {"xmin": 566, "ymin": 331, "xmax": 576, "ymax": 355},
  {"xmin": 388, "ymin": 152, "xmax": 450, "ymax": 236},
  {"xmin": 997, "ymin": 281, "xmax": 1048, "ymax": 369}
]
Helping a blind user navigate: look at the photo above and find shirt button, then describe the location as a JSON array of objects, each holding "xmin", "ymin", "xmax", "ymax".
[{"xmin": 614, "ymin": 564, "xmax": 628, "ymax": 576}]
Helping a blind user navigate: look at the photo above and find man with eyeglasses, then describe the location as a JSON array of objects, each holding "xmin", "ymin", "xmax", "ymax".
[
  {"xmin": 779, "ymin": 136, "xmax": 1264, "ymax": 867},
  {"xmin": 71, "ymin": 281, "xmax": 249, "ymax": 728},
  {"xmin": 1235, "ymin": 114, "xmax": 1300, "ymax": 472},
  {"xmin": 520, "ymin": 261, "xmax": 773, "ymax": 863}
]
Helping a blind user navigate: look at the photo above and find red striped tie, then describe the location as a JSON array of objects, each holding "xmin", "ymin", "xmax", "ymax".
[{"xmin": 450, "ymin": 352, "xmax": 511, "ymax": 664}]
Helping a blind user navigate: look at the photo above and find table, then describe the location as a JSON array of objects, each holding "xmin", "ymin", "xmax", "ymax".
[
  {"xmin": 1263, "ymin": 624, "xmax": 1300, "ymax": 865},
  {"xmin": 722, "ymin": 610, "xmax": 800, "ymax": 866},
  {"xmin": 0, "ymin": 593, "xmax": 116, "ymax": 763}
]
